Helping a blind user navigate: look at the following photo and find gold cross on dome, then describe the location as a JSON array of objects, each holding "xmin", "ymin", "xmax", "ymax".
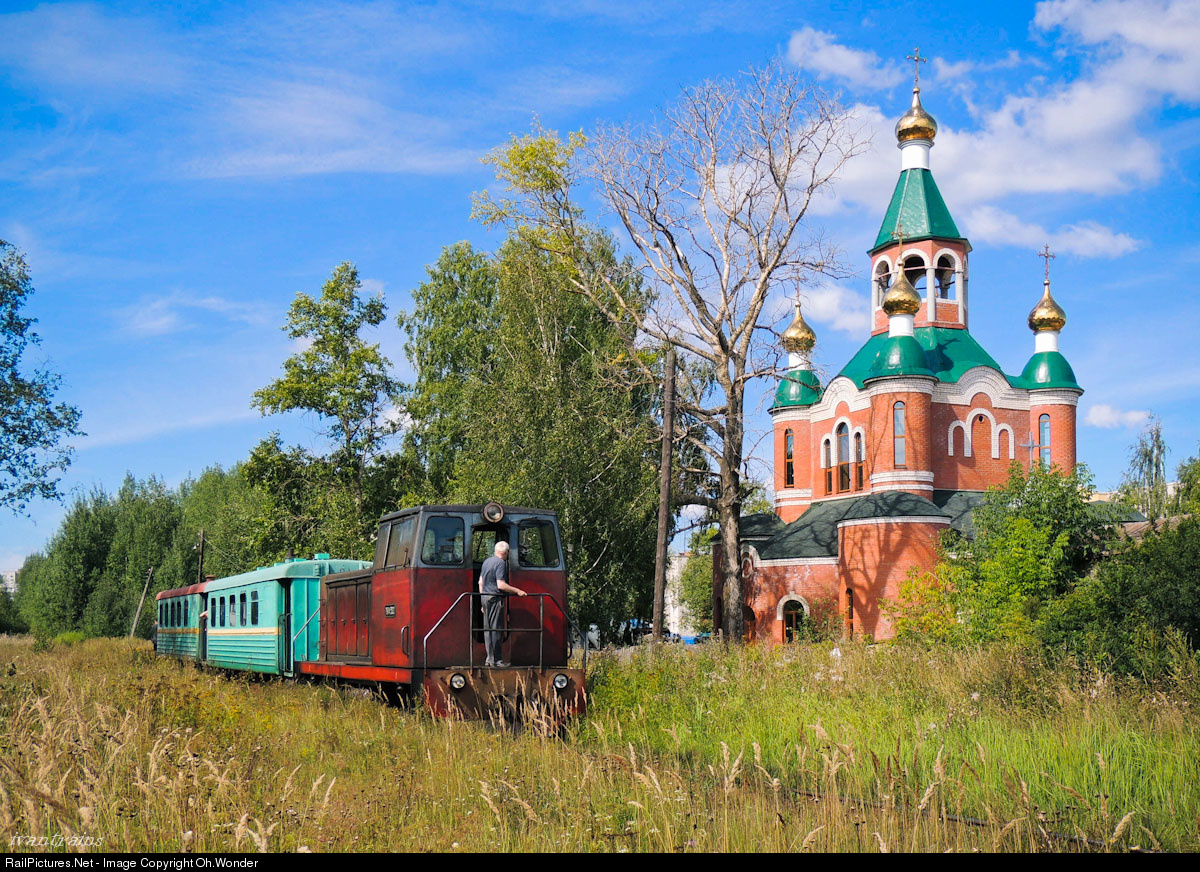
[
  {"xmin": 906, "ymin": 47, "xmax": 928, "ymax": 87},
  {"xmin": 1037, "ymin": 244, "xmax": 1056, "ymax": 282}
]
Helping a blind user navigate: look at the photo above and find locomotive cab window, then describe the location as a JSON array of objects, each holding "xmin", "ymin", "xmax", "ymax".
[
  {"xmin": 421, "ymin": 516, "xmax": 465, "ymax": 565},
  {"xmin": 385, "ymin": 516, "xmax": 416, "ymax": 568},
  {"xmin": 518, "ymin": 520, "xmax": 560, "ymax": 567}
]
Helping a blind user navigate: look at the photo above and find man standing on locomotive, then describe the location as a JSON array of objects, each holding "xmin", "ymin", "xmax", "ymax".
[{"xmin": 480, "ymin": 540, "xmax": 527, "ymax": 667}]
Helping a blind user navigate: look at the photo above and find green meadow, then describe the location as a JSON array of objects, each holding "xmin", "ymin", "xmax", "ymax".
[{"xmin": 1, "ymin": 636, "xmax": 1196, "ymax": 852}]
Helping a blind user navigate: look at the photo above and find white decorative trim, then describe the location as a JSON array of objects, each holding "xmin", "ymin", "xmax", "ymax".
[
  {"xmin": 1035, "ymin": 330, "xmax": 1060, "ymax": 353},
  {"xmin": 776, "ymin": 595, "xmax": 811, "ymax": 620},
  {"xmin": 899, "ymin": 247, "xmax": 930, "ymax": 269},
  {"xmin": 1029, "ymin": 388, "xmax": 1082, "ymax": 406},
  {"xmin": 933, "ymin": 366, "xmax": 1029, "ymax": 411},
  {"xmin": 775, "ymin": 487, "xmax": 812, "ymax": 500},
  {"xmin": 867, "ymin": 377, "xmax": 934, "ymax": 397},
  {"xmin": 995, "ymin": 423, "xmax": 1016, "ymax": 460},
  {"xmin": 948, "ymin": 420, "xmax": 968, "ymax": 457},
  {"xmin": 870, "ymin": 470, "xmax": 934, "ymax": 484},
  {"xmin": 758, "ymin": 557, "xmax": 839, "ymax": 568},
  {"xmin": 811, "ymin": 377, "xmax": 870, "ymax": 418},
  {"xmin": 870, "ymin": 482, "xmax": 935, "ymax": 493},
  {"xmin": 771, "ymin": 406, "xmax": 812, "ymax": 423},
  {"xmin": 837, "ymin": 516, "xmax": 950, "ymax": 529}
]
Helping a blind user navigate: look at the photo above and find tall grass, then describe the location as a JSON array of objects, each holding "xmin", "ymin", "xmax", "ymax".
[{"xmin": 0, "ymin": 636, "xmax": 1194, "ymax": 852}]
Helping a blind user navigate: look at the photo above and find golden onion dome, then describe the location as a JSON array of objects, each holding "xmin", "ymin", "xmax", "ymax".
[
  {"xmin": 1028, "ymin": 280, "xmax": 1067, "ymax": 332},
  {"xmin": 895, "ymin": 87, "xmax": 938, "ymax": 143},
  {"xmin": 781, "ymin": 303, "xmax": 816, "ymax": 353},
  {"xmin": 882, "ymin": 270, "xmax": 922, "ymax": 316}
]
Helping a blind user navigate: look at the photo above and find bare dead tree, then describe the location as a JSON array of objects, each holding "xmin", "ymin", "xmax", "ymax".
[{"xmin": 475, "ymin": 62, "xmax": 866, "ymax": 641}]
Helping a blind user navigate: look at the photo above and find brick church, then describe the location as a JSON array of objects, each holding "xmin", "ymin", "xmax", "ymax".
[{"xmin": 721, "ymin": 78, "xmax": 1082, "ymax": 643}]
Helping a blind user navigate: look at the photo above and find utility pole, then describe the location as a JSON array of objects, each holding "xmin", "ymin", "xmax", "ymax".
[
  {"xmin": 652, "ymin": 349, "xmax": 676, "ymax": 642},
  {"xmin": 196, "ymin": 528, "xmax": 206, "ymax": 586},
  {"xmin": 129, "ymin": 567, "xmax": 154, "ymax": 638}
]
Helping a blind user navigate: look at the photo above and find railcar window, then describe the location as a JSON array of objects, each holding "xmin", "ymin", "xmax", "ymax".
[
  {"xmin": 184, "ymin": 600, "xmax": 189, "ymax": 626},
  {"xmin": 219, "ymin": 597, "xmax": 226, "ymax": 628},
  {"xmin": 518, "ymin": 520, "xmax": 560, "ymax": 567},
  {"xmin": 386, "ymin": 517, "xmax": 416, "ymax": 567},
  {"xmin": 251, "ymin": 591, "xmax": 259, "ymax": 626},
  {"xmin": 173, "ymin": 602, "xmax": 179, "ymax": 626},
  {"xmin": 421, "ymin": 517, "xmax": 464, "ymax": 565},
  {"xmin": 240, "ymin": 593, "xmax": 247, "ymax": 625}
]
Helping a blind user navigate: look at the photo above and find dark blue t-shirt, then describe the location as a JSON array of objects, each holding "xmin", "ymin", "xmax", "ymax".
[{"xmin": 479, "ymin": 555, "xmax": 509, "ymax": 595}]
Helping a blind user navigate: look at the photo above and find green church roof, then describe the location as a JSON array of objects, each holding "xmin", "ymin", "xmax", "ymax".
[
  {"xmin": 1015, "ymin": 351, "xmax": 1081, "ymax": 390},
  {"xmin": 772, "ymin": 368, "xmax": 822, "ymax": 409},
  {"xmin": 838, "ymin": 326, "xmax": 1011, "ymax": 388},
  {"xmin": 872, "ymin": 169, "xmax": 963, "ymax": 252},
  {"xmin": 866, "ymin": 334, "xmax": 935, "ymax": 381}
]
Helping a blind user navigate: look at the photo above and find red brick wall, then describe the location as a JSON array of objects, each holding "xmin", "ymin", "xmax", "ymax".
[
  {"xmin": 743, "ymin": 561, "xmax": 840, "ymax": 644},
  {"xmin": 1030, "ymin": 403, "xmax": 1077, "ymax": 472},
  {"xmin": 837, "ymin": 519, "xmax": 946, "ymax": 640},
  {"xmin": 931, "ymin": 394, "xmax": 1028, "ymax": 490},
  {"xmin": 868, "ymin": 388, "xmax": 932, "ymax": 491}
]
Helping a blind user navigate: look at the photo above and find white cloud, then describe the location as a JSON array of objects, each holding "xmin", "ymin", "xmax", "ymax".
[
  {"xmin": 79, "ymin": 407, "xmax": 263, "ymax": 450},
  {"xmin": 786, "ymin": 27, "xmax": 902, "ymax": 89},
  {"xmin": 802, "ymin": 283, "xmax": 872, "ymax": 336},
  {"xmin": 117, "ymin": 293, "xmax": 273, "ymax": 337},
  {"xmin": 964, "ymin": 205, "xmax": 1140, "ymax": 256},
  {"xmin": 0, "ymin": 4, "xmax": 187, "ymax": 94},
  {"xmin": 1084, "ymin": 403, "xmax": 1151, "ymax": 428}
]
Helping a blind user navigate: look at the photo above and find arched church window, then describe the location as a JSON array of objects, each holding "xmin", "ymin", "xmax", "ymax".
[
  {"xmin": 784, "ymin": 429, "xmax": 794, "ymax": 487},
  {"xmin": 823, "ymin": 440, "xmax": 832, "ymax": 494},
  {"xmin": 874, "ymin": 261, "xmax": 891, "ymax": 307},
  {"xmin": 903, "ymin": 255, "xmax": 927, "ymax": 295},
  {"xmin": 936, "ymin": 254, "xmax": 957, "ymax": 300},
  {"xmin": 1039, "ymin": 414, "xmax": 1051, "ymax": 466},
  {"xmin": 894, "ymin": 402, "xmax": 907, "ymax": 467},
  {"xmin": 854, "ymin": 432, "xmax": 864, "ymax": 490},
  {"xmin": 837, "ymin": 423, "xmax": 850, "ymax": 492}
]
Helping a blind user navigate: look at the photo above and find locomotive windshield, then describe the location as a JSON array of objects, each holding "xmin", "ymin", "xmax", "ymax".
[{"xmin": 421, "ymin": 516, "xmax": 464, "ymax": 565}]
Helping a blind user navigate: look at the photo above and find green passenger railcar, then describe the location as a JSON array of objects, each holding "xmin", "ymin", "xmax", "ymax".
[{"xmin": 154, "ymin": 556, "xmax": 370, "ymax": 675}]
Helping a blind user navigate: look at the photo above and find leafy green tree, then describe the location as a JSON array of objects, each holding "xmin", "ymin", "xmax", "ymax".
[
  {"xmin": 17, "ymin": 488, "xmax": 115, "ymax": 636},
  {"xmin": 447, "ymin": 234, "xmax": 659, "ymax": 631},
  {"xmin": 1118, "ymin": 417, "xmax": 1169, "ymax": 521},
  {"xmin": 397, "ymin": 242, "xmax": 499, "ymax": 499},
  {"xmin": 1, "ymin": 240, "xmax": 83, "ymax": 514},
  {"xmin": 677, "ymin": 526, "xmax": 715, "ymax": 635},
  {"xmin": 0, "ymin": 586, "xmax": 28, "ymax": 634},
  {"xmin": 1174, "ymin": 443, "xmax": 1200, "ymax": 515},
  {"xmin": 893, "ymin": 463, "xmax": 1117, "ymax": 646},
  {"xmin": 253, "ymin": 262, "xmax": 401, "ymax": 517},
  {"xmin": 82, "ymin": 475, "xmax": 180, "ymax": 637},
  {"xmin": 1040, "ymin": 517, "xmax": 1200, "ymax": 676}
]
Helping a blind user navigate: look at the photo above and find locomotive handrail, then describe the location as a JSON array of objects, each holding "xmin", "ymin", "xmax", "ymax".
[
  {"xmin": 421, "ymin": 591, "xmax": 574, "ymax": 671},
  {"xmin": 291, "ymin": 606, "xmax": 321, "ymax": 647}
]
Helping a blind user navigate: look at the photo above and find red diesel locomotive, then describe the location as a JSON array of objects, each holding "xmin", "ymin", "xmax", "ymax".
[{"xmin": 154, "ymin": 502, "xmax": 586, "ymax": 720}]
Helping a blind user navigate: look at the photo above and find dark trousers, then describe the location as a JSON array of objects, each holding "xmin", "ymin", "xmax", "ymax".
[{"xmin": 483, "ymin": 595, "xmax": 505, "ymax": 664}]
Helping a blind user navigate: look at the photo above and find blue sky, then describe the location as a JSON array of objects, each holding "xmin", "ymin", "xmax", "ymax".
[{"xmin": 2, "ymin": 0, "xmax": 1198, "ymax": 569}]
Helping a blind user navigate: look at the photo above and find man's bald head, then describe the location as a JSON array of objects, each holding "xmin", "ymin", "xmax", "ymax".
[{"xmin": 494, "ymin": 541, "xmax": 510, "ymax": 557}]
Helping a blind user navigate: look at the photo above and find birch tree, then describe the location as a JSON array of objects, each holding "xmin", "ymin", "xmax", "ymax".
[{"xmin": 475, "ymin": 64, "xmax": 864, "ymax": 639}]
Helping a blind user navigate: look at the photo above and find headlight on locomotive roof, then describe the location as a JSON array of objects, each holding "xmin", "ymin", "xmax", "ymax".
[
  {"xmin": 553, "ymin": 673, "xmax": 569, "ymax": 691},
  {"xmin": 450, "ymin": 673, "xmax": 467, "ymax": 691}
]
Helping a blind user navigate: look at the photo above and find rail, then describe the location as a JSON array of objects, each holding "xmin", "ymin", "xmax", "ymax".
[{"xmin": 421, "ymin": 591, "xmax": 585, "ymax": 671}]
